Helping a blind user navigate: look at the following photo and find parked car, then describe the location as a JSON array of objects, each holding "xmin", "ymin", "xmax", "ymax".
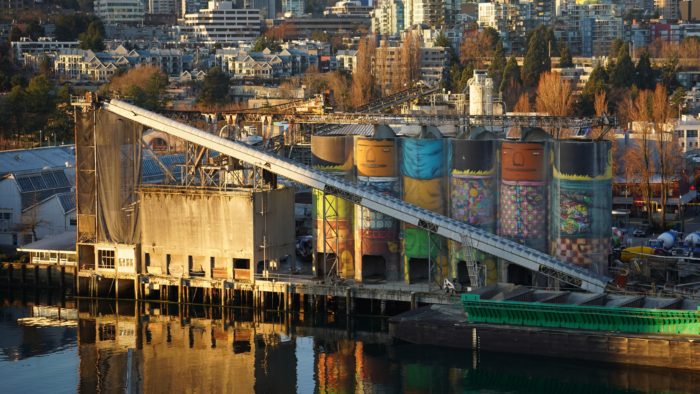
[{"xmin": 633, "ymin": 227, "xmax": 649, "ymax": 237}]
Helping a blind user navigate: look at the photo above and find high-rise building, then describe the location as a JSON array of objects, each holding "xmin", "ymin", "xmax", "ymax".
[
  {"xmin": 404, "ymin": 0, "xmax": 445, "ymax": 27},
  {"xmin": 371, "ymin": 0, "xmax": 404, "ymax": 35},
  {"xmin": 148, "ymin": 0, "xmax": 177, "ymax": 14},
  {"xmin": 179, "ymin": 1, "xmax": 261, "ymax": 43},
  {"xmin": 180, "ymin": 0, "xmax": 208, "ymax": 17},
  {"xmin": 478, "ymin": 1, "xmax": 533, "ymax": 53},
  {"xmin": 245, "ymin": 0, "xmax": 276, "ymax": 19},
  {"xmin": 282, "ymin": 0, "xmax": 304, "ymax": 16},
  {"xmin": 557, "ymin": 1, "xmax": 622, "ymax": 56},
  {"xmin": 94, "ymin": 0, "xmax": 146, "ymax": 24},
  {"xmin": 657, "ymin": 0, "xmax": 680, "ymax": 19}
]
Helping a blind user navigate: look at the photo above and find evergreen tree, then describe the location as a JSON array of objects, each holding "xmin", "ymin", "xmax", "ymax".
[
  {"xmin": 522, "ymin": 25, "xmax": 553, "ymax": 87},
  {"xmin": 500, "ymin": 56, "xmax": 521, "ymax": 92},
  {"xmin": 558, "ymin": 43, "xmax": 573, "ymax": 68},
  {"xmin": 576, "ymin": 65, "xmax": 608, "ymax": 116},
  {"xmin": 609, "ymin": 39, "xmax": 625, "ymax": 58},
  {"xmin": 488, "ymin": 40, "xmax": 506, "ymax": 92},
  {"xmin": 78, "ymin": 21, "xmax": 105, "ymax": 51},
  {"xmin": 635, "ymin": 51, "xmax": 655, "ymax": 90},
  {"xmin": 660, "ymin": 55, "xmax": 680, "ymax": 91},
  {"xmin": 610, "ymin": 45, "xmax": 635, "ymax": 88},
  {"xmin": 450, "ymin": 64, "xmax": 473, "ymax": 93},
  {"xmin": 198, "ymin": 67, "xmax": 231, "ymax": 105}
]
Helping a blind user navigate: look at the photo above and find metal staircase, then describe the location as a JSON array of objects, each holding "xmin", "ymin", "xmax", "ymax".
[{"xmin": 103, "ymin": 99, "xmax": 611, "ymax": 293}]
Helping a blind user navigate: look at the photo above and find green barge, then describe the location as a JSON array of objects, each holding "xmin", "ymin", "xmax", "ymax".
[{"xmin": 389, "ymin": 284, "xmax": 700, "ymax": 371}]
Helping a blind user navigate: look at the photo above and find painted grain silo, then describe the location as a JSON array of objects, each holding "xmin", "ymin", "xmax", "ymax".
[
  {"xmin": 499, "ymin": 141, "xmax": 548, "ymax": 253},
  {"xmin": 449, "ymin": 139, "xmax": 499, "ymax": 286},
  {"xmin": 551, "ymin": 140, "xmax": 612, "ymax": 276},
  {"xmin": 311, "ymin": 135, "xmax": 354, "ymax": 279},
  {"xmin": 400, "ymin": 131, "xmax": 449, "ymax": 284},
  {"xmin": 354, "ymin": 129, "xmax": 401, "ymax": 282}
]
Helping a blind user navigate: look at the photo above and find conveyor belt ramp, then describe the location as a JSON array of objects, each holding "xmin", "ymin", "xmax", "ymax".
[{"xmin": 103, "ymin": 99, "xmax": 611, "ymax": 293}]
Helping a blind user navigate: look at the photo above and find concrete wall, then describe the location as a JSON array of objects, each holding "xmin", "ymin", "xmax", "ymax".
[
  {"xmin": 139, "ymin": 186, "xmax": 296, "ymax": 280},
  {"xmin": 252, "ymin": 187, "xmax": 297, "ymax": 272}
]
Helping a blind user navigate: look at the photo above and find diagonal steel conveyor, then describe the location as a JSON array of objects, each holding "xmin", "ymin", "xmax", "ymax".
[{"xmin": 103, "ymin": 99, "xmax": 611, "ymax": 293}]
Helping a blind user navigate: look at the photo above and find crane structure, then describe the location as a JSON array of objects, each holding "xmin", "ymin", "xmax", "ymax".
[{"xmin": 102, "ymin": 99, "xmax": 612, "ymax": 293}]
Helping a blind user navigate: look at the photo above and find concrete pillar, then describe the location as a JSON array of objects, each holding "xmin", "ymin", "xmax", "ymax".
[
  {"xmin": 380, "ymin": 300, "xmax": 386, "ymax": 316},
  {"xmin": 34, "ymin": 265, "xmax": 39, "ymax": 287},
  {"xmin": 115, "ymin": 278, "xmax": 119, "ymax": 299},
  {"xmin": 7, "ymin": 263, "xmax": 13, "ymax": 288},
  {"xmin": 134, "ymin": 277, "xmax": 140, "ymax": 301},
  {"xmin": 345, "ymin": 288, "xmax": 352, "ymax": 316},
  {"xmin": 410, "ymin": 292, "xmax": 417, "ymax": 310}
]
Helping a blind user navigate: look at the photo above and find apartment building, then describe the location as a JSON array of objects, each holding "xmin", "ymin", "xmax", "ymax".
[
  {"xmin": 179, "ymin": 1, "xmax": 261, "ymax": 44},
  {"xmin": 371, "ymin": 0, "xmax": 404, "ymax": 36},
  {"xmin": 94, "ymin": 0, "xmax": 146, "ymax": 24}
]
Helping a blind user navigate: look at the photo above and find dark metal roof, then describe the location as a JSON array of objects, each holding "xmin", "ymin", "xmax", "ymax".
[
  {"xmin": 15, "ymin": 170, "xmax": 71, "ymax": 193},
  {"xmin": 57, "ymin": 192, "xmax": 76, "ymax": 213}
]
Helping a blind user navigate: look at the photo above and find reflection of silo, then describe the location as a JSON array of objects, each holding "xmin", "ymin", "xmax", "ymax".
[
  {"xmin": 401, "ymin": 136, "xmax": 449, "ymax": 284},
  {"xmin": 468, "ymin": 70, "xmax": 494, "ymax": 116},
  {"xmin": 311, "ymin": 135, "xmax": 354, "ymax": 278},
  {"xmin": 551, "ymin": 140, "xmax": 612, "ymax": 275},
  {"xmin": 449, "ymin": 140, "xmax": 498, "ymax": 285},
  {"xmin": 499, "ymin": 142, "xmax": 548, "ymax": 252},
  {"xmin": 354, "ymin": 135, "xmax": 400, "ymax": 282}
]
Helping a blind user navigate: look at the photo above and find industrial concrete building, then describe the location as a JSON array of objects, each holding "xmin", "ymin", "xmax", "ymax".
[{"xmin": 74, "ymin": 107, "xmax": 295, "ymax": 297}]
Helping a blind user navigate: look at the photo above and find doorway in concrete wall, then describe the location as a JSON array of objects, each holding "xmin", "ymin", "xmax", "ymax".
[
  {"xmin": 408, "ymin": 258, "xmax": 430, "ymax": 284},
  {"xmin": 361, "ymin": 255, "xmax": 386, "ymax": 282},
  {"xmin": 456, "ymin": 260, "xmax": 470, "ymax": 286}
]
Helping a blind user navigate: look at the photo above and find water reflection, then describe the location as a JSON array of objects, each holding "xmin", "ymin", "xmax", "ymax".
[{"xmin": 1, "ymin": 297, "xmax": 700, "ymax": 393}]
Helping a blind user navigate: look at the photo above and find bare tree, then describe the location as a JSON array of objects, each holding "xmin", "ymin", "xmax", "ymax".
[
  {"xmin": 350, "ymin": 36, "xmax": 376, "ymax": 107},
  {"xmin": 398, "ymin": 30, "xmax": 422, "ymax": 91},
  {"xmin": 513, "ymin": 93, "xmax": 531, "ymax": 113},
  {"xmin": 651, "ymin": 84, "xmax": 681, "ymax": 229},
  {"xmin": 459, "ymin": 30, "xmax": 496, "ymax": 69},
  {"xmin": 535, "ymin": 71, "xmax": 574, "ymax": 116}
]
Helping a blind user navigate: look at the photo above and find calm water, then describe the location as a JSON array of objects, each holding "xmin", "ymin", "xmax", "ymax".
[{"xmin": 0, "ymin": 296, "xmax": 698, "ymax": 393}]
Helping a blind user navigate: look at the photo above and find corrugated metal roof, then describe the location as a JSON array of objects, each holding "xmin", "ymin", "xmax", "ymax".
[
  {"xmin": 142, "ymin": 154, "xmax": 184, "ymax": 184},
  {"xmin": 0, "ymin": 146, "xmax": 75, "ymax": 177},
  {"xmin": 57, "ymin": 192, "xmax": 76, "ymax": 213},
  {"xmin": 15, "ymin": 170, "xmax": 71, "ymax": 193},
  {"xmin": 321, "ymin": 124, "xmax": 375, "ymax": 136}
]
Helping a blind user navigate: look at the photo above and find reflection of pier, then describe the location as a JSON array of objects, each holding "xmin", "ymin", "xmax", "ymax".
[{"xmin": 75, "ymin": 300, "xmax": 392, "ymax": 393}]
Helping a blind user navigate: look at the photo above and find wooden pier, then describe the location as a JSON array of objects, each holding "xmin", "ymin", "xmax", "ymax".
[
  {"xmin": 0, "ymin": 262, "xmax": 77, "ymax": 293},
  {"xmin": 72, "ymin": 270, "xmax": 457, "ymax": 315}
]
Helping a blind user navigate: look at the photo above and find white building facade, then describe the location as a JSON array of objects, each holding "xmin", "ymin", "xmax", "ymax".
[
  {"xmin": 179, "ymin": 1, "xmax": 262, "ymax": 44},
  {"xmin": 94, "ymin": 0, "xmax": 146, "ymax": 24}
]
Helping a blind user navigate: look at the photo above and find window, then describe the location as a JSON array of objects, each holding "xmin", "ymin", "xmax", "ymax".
[
  {"xmin": 118, "ymin": 258, "xmax": 134, "ymax": 268},
  {"xmin": 70, "ymin": 218, "xmax": 77, "ymax": 226},
  {"xmin": 98, "ymin": 250, "xmax": 115, "ymax": 269},
  {"xmin": 233, "ymin": 258, "xmax": 250, "ymax": 269},
  {"xmin": 145, "ymin": 253, "xmax": 151, "ymax": 266},
  {"xmin": 688, "ymin": 130, "xmax": 698, "ymax": 138},
  {"xmin": 0, "ymin": 211, "xmax": 11, "ymax": 231}
]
